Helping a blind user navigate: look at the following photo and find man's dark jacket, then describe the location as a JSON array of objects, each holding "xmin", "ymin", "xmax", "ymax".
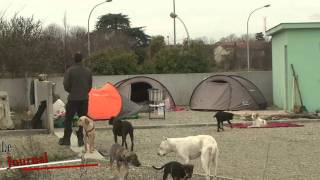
[{"xmin": 63, "ymin": 63, "xmax": 92, "ymax": 101}]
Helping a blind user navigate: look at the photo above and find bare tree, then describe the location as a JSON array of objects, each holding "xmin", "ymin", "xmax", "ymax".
[
  {"xmin": 43, "ymin": 23, "xmax": 64, "ymax": 39},
  {"xmin": 0, "ymin": 15, "xmax": 43, "ymax": 77},
  {"xmin": 68, "ymin": 26, "xmax": 87, "ymax": 58},
  {"xmin": 219, "ymin": 33, "xmax": 241, "ymax": 42}
]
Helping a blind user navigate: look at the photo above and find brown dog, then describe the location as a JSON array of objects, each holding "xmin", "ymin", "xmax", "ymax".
[
  {"xmin": 109, "ymin": 143, "xmax": 141, "ymax": 180},
  {"xmin": 78, "ymin": 116, "xmax": 95, "ymax": 153}
]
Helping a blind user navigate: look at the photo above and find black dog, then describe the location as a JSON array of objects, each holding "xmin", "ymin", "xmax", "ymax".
[
  {"xmin": 110, "ymin": 117, "xmax": 134, "ymax": 151},
  {"xmin": 214, "ymin": 111, "xmax": 234, "ymax": 132},
  {"xmin": 152, "ymin": 161, "xmax": 194, "ymax": 180}
]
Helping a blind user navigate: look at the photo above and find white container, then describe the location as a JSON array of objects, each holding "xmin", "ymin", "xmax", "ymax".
[
  {"xmin": 158, "ymin": 106, "xmax": 164, "ymax": 115},
  {"xmin": 148, "ymin": 89, "xmax": 163, "ymax": 102}
]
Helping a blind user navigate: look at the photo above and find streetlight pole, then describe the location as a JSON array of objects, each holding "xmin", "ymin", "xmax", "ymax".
[
  {"xmin": 173, "ymin": 0, "xmax": 176, "ymax": 45},
  {"xmin": 170, "ymin": 12, "xmax": 190, "ymax": 44},
  {"xmin": 87, "ymin": 0, "xmax": 112, "ymax": 58},
  {"xmin": 246, "ymin": 4, "xmax": 270, "ymax": 71}
]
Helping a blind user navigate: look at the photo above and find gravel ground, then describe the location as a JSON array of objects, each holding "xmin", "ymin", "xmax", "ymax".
[
  {"xmin": 1, "ymin": 111, "xmax": 320, "ymax": 180},
  {"xmin": 23, "ymin": 161, "xmax": 209, "ymax": 180},
  {"xmin": 94, "ymin": 110, "xmax": 291, "ymax": 128},
  {"xmin": 0, "ymin": 135, "xmax": 77, "ymax": 179},
  {"xmin": 95, "ymin": 111, "xmax": 217, "ymax": 127},
  {"xmin": 94, "ymin": 122, "xmax": 320, "ymax": 180}
]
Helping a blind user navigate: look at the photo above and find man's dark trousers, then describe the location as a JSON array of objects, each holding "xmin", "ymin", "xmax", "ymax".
[{"xmin": 64, "ymin": 100, "xmax": 88, "ymax": 141}]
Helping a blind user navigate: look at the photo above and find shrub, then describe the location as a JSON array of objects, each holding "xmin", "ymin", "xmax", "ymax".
[
  {"xmin": 151, "ymin": 40, "xmax": 215, "ymax": 74},
  {"xmin": 87, "ymin": 50, "xmax": 138, "ymax": 75}
]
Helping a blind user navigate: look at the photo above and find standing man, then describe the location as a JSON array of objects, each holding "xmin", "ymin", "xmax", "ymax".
[{"xmin": 59, "ymin": 52, "xmax": 92, "ymax": 146}]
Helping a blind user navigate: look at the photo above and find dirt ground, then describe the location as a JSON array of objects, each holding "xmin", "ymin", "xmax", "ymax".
[{"xmin": 1, "ymin": 111, "xmax": 320, "ymax": 180}]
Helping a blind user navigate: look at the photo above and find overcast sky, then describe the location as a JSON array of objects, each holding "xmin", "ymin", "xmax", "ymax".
[{"xmin": 1, "ymin": 0, "xmax": 320, "ymax": 43}]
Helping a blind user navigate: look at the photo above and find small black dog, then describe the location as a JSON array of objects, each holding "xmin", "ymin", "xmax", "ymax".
[
  {"xmin": 214, "ymin": 111, "xmax": 234, "ymax": 132},
  {"xmin": 152, "ymin": 161, "xmax": 194, "ymax": 180},
  {"xmin": 110, "ymin": 117, "xmax": 134, "ymax": 151}
]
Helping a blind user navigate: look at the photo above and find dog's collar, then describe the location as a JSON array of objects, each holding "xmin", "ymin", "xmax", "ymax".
[{"xmin": 85, "ymin": 125, "xmax": 95, "ymax": 137}]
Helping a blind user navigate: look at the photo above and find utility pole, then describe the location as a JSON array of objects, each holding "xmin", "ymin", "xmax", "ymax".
[{"xmin": 173, "ymin": 0, "xmax": 176, "ymax": 45}]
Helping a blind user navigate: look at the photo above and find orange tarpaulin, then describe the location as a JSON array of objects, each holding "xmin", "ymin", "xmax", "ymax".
[{"xmin": 88, "ymin": 83, "xmax": 122, "ymax": 120}]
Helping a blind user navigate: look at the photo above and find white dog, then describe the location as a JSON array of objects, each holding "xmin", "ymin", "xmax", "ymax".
[
  {"xmin": 157, "ymin": 135, "xmax": 218, "ymax": 180},
  {"xmin": 249, "ymin": 113, "xmax": 267, "ymax": 128},
  {"xmin": 78, "ymin": 116, "xmax": 95, "ymax": 153}
]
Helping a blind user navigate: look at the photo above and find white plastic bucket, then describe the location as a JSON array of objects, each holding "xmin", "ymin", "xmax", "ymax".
[{"xmin": 148, "ymin": 89, "xmax": 163, "ymax": 102}]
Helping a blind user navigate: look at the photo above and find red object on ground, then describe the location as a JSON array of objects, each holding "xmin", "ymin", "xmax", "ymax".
[
  {"xmin": 172, "ymin": 106, "xmax": 186, "ymax": 112},
  {"xmin": 230, "ymin": 122, "xmax": 304, "ymax": 129},
  {"xmin": 88, "ymin": 83, "xmax": 122, "ymax": 121}
]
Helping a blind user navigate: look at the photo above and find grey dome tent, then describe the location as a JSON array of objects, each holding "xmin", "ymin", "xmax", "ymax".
[
  {"xmin": 117, "ymin": 94, "xmax": 143, "ymax": 119},
  {"xmin": 115, "ymin": 76, "xmax": 176, "ymax": 109},
  {"xmin": 190, "ymin": 75, "xmax": 267, "ymax": 111}
]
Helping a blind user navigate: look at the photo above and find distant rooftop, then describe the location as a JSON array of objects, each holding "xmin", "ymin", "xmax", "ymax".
[{"xmin": 266, "ymin": 22, "xmax": 320, "ymax": 36}]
